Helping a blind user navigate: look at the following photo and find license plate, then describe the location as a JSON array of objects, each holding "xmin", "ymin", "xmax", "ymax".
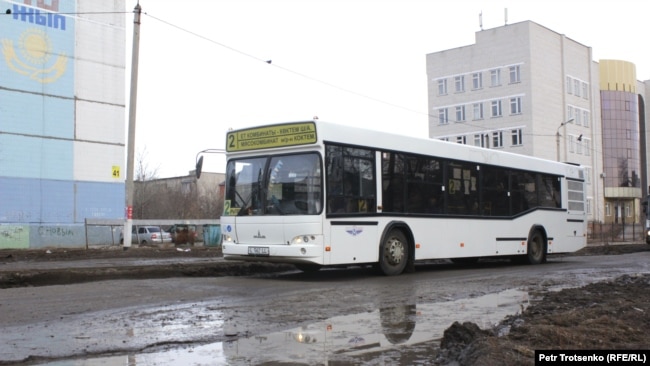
[{"xmin": 248, "ymin": 247, "xmax": 270, "ymax": 256}]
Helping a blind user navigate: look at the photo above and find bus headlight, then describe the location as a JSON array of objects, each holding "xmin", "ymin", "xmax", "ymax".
[
  {"xmin": 291, "ymin": 235, "xmax": 316, "ymax": 245},
  {"xmin": 223, "ymin": 234, "xmax": 233, "ymax": 243}
]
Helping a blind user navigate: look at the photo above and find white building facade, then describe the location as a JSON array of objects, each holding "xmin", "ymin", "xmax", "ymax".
[{"xmin": 425, "ymin": 20, "xmax": 650, "ymax": 225}]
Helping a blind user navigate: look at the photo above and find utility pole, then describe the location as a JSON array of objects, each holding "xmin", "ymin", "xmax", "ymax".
[{"xmin": 124, "ymin": 2, "xmax": 141, "ymax": 249}]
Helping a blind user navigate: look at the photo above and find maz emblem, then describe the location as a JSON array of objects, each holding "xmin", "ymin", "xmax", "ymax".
[
  {"xmin": 345, "ymin": 226, "xmax": 363, "ymax": 236},
  {"xmin": 253, "ymin": 230, "xmax": 266, "ymax": 239}
]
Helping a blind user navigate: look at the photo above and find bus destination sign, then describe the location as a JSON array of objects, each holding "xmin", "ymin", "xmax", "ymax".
[{"xmin": 226, "ymin": 121, "xmax": 317, "ymax": 152}]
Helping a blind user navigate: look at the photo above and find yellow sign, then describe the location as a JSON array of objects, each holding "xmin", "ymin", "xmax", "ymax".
[
  {"xmin": 112, "ymin": 166, "xmax": 120, "ymax": 179},
  {"xmin": 226, "ymin": 122, "xmax": 317, "ymax": 152}
]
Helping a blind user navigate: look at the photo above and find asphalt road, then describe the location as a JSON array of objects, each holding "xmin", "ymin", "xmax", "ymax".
[{"xmin": 1, "ymin": 248, "xmax": 649, "ymax": 365}]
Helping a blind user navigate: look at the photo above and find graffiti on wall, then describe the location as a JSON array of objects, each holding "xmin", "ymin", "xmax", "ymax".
[{"xmin": 0, "ymin": 225, "xmax": 29, "ymax": 249}]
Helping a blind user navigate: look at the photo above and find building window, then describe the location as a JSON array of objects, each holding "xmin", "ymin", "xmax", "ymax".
[
  {"xmin": 438, "ymin": 108, "xmax": 449, "ymax": 124},
  {"xmin": 574, "ymin": 108, "xmax": 581, "ymax": 126},
  {"xmin": 455, "ymin": 105, "xmax": 466, "ymax": 122},
  {"xmin": 576, "ymin": 137, "xmax": 583, "ymax": 155},
  {"xmin": 605, "ymin": 202, "xmax": 611, "ymax": 216},
  {"xmin": 492, "ymin": 131, "xmax": 503, "ymax": 148},
  {"xmin": 583, "ymin": 110, "xmax": 590, "ymax": 128},
  {"xmin": 181, "ymin": 180, "xmax": 192, "ymax": 194},
  {"xmin": 509, "ymin": 97, "xmax": 522, "ymax": 114},
  {"xmin": 472, "ymin": 103, "xmax": 483, "ymax": 120},
  {"xmin": 566, "ymin": 76, "xmax": 572, "ymax": 94},
  {"xmin": 454, "ymin": 75, "xmax": 465, "ymax": 93},
  {"xmin": 511, "ymin": 129, "xmax": 523, "ymax": 146},
  {"xmin": 582, "ymin": 82, "xmax": 588, "ymax": 99},
  {"xmin": 438, "ymin": 79, "xmax": 447, "ymax": 95},
  {"xmin": 475, "ymin": 134, "xmax": 491, "ymax": 148},
  {"xmin": 490, "ymin": 69, "xmax": 501, "ymax": 87},
  {"xmin": 509, "ymin": 65, "xmax": 520, "ymax": 83},
  {"xmin": 473, "ymin": 134, "xmax": 482, "ymax": 147},
  {"xmin": 456, "ymin": 136, "xmax": 466, "ymax": 144},
  {"xmin": 567, "ymin": 105, "xmax": 574, "ymax": 120},
  {"xmin": 574, "ymin": 79, "xmax": 581, "ymax": 97},
  {"xmin": 584, "ymin": 138, "xmax": 590, "ymax": 156},
  {"xmin": 491, "ymin": 100, "xmax": 502, "ymax": 117},
  {"xmin": 569, "ymin": 135, "xmax": 575, "ymax": 153},
  {"xmin": 472, "ymin": 72, "xmax": 482, "ymax": 89},
  {"xmin": 586, "ymin": 198, "xmax": 592, "ymax": 214}
]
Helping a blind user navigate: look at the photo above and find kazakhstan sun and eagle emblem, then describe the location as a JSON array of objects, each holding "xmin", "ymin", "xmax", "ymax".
[{"xmin": 2, "ymin": 27, "xmax": 67, "ymax": 83}]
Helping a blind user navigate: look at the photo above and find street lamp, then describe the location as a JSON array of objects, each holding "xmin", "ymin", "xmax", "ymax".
[{"xmin": 556, "ymin": 118, "xmax": 575, "ymax": 162}]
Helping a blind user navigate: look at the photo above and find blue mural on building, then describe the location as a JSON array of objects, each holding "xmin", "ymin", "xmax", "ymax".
[
  {"xmin": 2, "ymin": 0, "xmax": 75, "ymax": 95},
  {"xmin": 0, "ymin": 1, "xmax": 125, "ymax": 249}
]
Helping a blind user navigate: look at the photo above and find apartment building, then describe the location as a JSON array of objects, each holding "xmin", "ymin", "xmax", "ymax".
[
  {"xmin": 0, "ymin": 1, "xmax": 126, "ymax": 249},
  {"xmin": 426, "ymin": 20, "xmax": 649, "ymax": 224}
]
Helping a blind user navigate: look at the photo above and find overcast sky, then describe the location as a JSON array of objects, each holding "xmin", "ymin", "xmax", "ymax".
[{"xmin": 124, "ymin": 0, "xmax": 650, "ymax": 178}]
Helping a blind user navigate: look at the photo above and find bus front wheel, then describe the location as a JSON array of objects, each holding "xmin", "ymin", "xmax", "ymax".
[
  {"xmin": 526, "ymin": 230, "xmax": 546, "ymax": 264},
  {"xmin": 379, "ymin": 230, "xmax": 408, "ymax": 276}
]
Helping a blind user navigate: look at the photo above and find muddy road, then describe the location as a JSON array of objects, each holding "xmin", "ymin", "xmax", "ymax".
[{"xmin": 1, "ymin": 248, "xmax": 650, "ymax": 365}]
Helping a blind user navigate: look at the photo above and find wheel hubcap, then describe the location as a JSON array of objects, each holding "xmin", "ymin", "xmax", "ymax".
[{"xmin": 386, "ymin": 238, "xmax": 404, "ymax": 265}]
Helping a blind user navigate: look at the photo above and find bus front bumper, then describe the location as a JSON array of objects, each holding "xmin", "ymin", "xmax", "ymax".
[{"xmin": 222, "ymin": 243, "xmax": 322, "ymax": 264}]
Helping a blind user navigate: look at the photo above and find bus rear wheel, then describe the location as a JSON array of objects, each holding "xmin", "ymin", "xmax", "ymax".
[
  {"xmin": 526, "ymin": 230, "xmax": 546, "ymax": 264},
  {"xmin": 379, "ymin": 230, "xmax": 408, "ymax": 276}
]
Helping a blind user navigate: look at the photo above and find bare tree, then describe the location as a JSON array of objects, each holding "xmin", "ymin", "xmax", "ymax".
[
  {"xmin": 132, "ymin": 148, "xmax": 224, "ymax": 220},
  {"xmin": 133, "ymin": 147, "xmax": 160, "ymax": 219},
  {"xmin": 198, "ymin": 187, "xmax": 224, "ymax": 219},
  {"xmin": 136, "ymin": 147, "xmax": 159, "ymax": 181}
]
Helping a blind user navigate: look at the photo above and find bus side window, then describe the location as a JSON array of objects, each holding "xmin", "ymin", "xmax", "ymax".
[
  {"xmin": 482, "ymin": 167, "xmax": 510, "ymax": 216},
  {"xmin": 326, "ymin": 144, "xmax": 376, "ymax": 214}
]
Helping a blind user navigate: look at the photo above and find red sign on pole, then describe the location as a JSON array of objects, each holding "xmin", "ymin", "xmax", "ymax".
[{"xmin": 127, "ymin": 206, "xmax": 133, "ymax": 219}]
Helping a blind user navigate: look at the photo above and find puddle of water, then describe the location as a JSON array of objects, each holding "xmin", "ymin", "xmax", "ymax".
[{"xmin": 35, "ymin": 288, "xmax": 529, "ymax": 365}]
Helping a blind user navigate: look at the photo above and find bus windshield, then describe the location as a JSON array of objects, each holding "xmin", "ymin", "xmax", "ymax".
[{"xmin": 223, "ymin": 153, "xmax": 322, "ymax": 216}]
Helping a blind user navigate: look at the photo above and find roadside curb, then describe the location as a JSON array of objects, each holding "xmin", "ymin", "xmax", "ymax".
[{"xmin": 0, "ymin": 260, "xmax": 295, "ymax": 289}]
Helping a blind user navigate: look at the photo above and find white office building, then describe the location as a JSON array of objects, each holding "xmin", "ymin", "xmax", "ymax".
[{"xmin": 426, "ymin": 20, "xmax": 650, "ymax": 225}]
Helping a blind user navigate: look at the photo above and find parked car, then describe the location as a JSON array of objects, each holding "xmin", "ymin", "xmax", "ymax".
[
  {"xmin": 168, "ymin": 224, "xmax": 198, "ymax": 245},
  {"xmin": 120, "ymin": 226, "xmax": 172, "ymax": 245}
]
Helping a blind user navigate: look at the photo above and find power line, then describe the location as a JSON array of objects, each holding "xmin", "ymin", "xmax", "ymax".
[
  {"xmin": 135, "ymin": 10, "xmax": 622, "ymax": 161},
  {"xmin": 141, "ymin": 12, "xmax": 428, "ymax": 119}
]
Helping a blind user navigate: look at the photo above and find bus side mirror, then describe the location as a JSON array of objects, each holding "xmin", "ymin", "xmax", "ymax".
[{"xmin": 196, "ymin": 156, "xmax": 204, "ymax": 179}]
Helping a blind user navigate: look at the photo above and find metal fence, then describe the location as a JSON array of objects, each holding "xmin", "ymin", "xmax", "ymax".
[
  {"xmin": 588, "ymin": 221, "xmax": 645, "ymax": 244},
  {"xmin": 84, "ymin": 219, "xmax": 220, "ymax": 248}
]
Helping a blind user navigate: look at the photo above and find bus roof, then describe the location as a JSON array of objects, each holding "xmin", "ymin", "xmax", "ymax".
[{"xmin": 226, "ymin": 119, "xmax": 584, "ymax": 180}]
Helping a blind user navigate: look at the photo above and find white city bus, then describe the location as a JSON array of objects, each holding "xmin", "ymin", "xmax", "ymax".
[{"xmin": 221, "ymin": 120, "xmax": 586, "ymax": 275}]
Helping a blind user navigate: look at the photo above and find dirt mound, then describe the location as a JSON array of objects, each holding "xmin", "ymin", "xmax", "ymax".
[{"xmin": 435, "ymin": 273, "xmax": 650, "ymax": 365}]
